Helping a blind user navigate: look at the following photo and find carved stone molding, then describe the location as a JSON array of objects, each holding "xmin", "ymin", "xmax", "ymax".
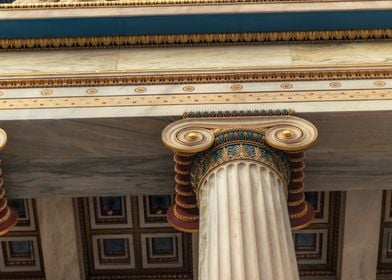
[
  {"xmin": 2, "ymin": 0, "xmax": 387, "ymax": 10},
  {"xmin": 0, "ymin": 68, "xmax": 391, "ymax": 89},
  {"xmin": 0, "ymin": 29, "xmax": 391, "ymax": 50}
]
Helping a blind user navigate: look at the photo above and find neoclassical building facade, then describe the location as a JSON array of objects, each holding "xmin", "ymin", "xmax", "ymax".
[{"xmin": 0, "ymin": 0, "xmax": 391, "ymax": 279}]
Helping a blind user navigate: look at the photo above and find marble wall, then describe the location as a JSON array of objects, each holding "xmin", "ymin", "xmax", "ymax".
[{"xmin": 0, "ymin": 43, "xmax": 392, "ymax": 76}]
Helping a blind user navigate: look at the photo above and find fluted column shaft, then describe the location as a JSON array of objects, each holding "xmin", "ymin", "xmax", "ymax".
[{"xmin": 198, "ymin": 161, "xmax": 299, "ymax": 280}]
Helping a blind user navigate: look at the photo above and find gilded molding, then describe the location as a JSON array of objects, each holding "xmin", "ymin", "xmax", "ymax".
[
  {"xmin": 0, "ymin": 0, "xmax": 387, "ymax": 10},
  {"xmin": 1, "ymin": 68, "xmax": 392, "ymax": 89},
  {"xmin": 167, "ymin": 152, "xmax": 200, "ymax": 232},
  {"xmin": 286, "ymin": 151, "xmax": 314, "ymax": 230},
  {"xmin": 183, "ymin": 109, "xmax": 294, "ymax": 118},
  {"xmin": 0, "ymin": 208, "xmax": 10, "ymax": 223},
  {"xmin": 0, "ymin": 198, "xmax": 8, "ymax": 212},
  {"xmin": 0, "ymin": 88, "xmax": 390, "ymax": 111},
  {"xmin": 0, "ymin": 29, "xmax": 391, "ymax": 50},
  {"xmin": 289, "ymin": 203, "xmax": 308, "ymax": 219}
]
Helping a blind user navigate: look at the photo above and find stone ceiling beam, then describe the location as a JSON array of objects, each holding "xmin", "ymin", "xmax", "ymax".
[
  {"xmin": 1, "ymin": 111, "xmax": 391, "ymax": 198},
  {"xmin": 3, "ymin": 1, "xmax": 392, "ymax": 20}
]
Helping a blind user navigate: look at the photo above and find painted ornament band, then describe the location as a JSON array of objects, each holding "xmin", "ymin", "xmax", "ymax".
[
  {"xmin": 190, "ymin": 129, "xmax": 290, "ymax": 198},
  {"xmin": 166, "ymin": 153, "xmax": 199, "ymax": 233},
  {"xmin": 287, "ymin": 151, "xmax": 315, "ymax": 230}
]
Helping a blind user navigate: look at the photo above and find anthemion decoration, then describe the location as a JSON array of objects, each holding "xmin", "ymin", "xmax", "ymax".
[{"xmin": 162, "ymin": 111, "xmax": 318, "ymax": 279}]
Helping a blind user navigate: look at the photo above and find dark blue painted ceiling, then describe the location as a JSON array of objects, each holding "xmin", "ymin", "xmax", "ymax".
[{"xmin": 0, "ymin": 10, "xmax": 392, "ymax": 38}]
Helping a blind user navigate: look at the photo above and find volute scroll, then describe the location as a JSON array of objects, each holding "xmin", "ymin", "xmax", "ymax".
[{"xmin": 162, "ymin": 115, "xmax": 318, "ymax": 153}]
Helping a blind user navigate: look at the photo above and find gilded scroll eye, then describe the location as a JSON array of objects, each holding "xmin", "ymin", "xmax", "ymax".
[
  {"xmin": 281, "ymin": 129, "xmax": 294, "ymax": 139},
  {"xmin": 185, "ymin": 132, "xmax": 200, "ymax": 141}
]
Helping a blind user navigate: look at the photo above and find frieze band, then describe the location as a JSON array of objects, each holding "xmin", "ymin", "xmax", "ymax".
[
  {"xmin": 1, "ymin": 67, "xmax": 392, "ymax": 89},
  {"xmin": 0, "ymin": 88, "xmax": 390, "ymax": 111},
  {"xmin": 0, "ymin": 29, "xmax": 391, "ymax": 50},
  {"xmin": 0, "ymin": 0, "xmax": 380, "ymax": 10}
]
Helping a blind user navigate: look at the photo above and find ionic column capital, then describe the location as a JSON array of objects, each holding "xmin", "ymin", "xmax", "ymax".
[
  {"xmin": 162, "ymin": 112, "xmax": 318, "ymax": 232},
  {"xmin": 162, "ymin": 114, "xmax": 318, "ymax": 154}
]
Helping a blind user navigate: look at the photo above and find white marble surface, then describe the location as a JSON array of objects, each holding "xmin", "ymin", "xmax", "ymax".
[
  {"xmin": 0, "ymin": 50, "xmax": 118, "ymax": 76},
  {"xmin": 116, "ymin": 46, "xmax": 293, "ymax": 71},
  {"xmin": 2, "ymin": 1, "xmax": 392, "ymax": 20},
  {"xmin": 36, "ymin": 197, "xmax": 82, "ymax": 280},
  {"xmin": 2, "ymin": 111, "xmax": 392, "ymax": 198},
  {"xmin": 340, "ymin": 190, "xmax": 382, "ymax": 280},
  {"xmin": 1, "ymin": 43, "xmax": 392, "ymax": 77},
  {"xmin": 0, "ymin": 100, "xmax": 391, "ymax": 121},
  {"xmin": 290, "ymin": 42, "xmax": 392, "ymax": 65},
  {"xmin": 198, "ymin": 161, "xmax": 299, "ymax": 280}
]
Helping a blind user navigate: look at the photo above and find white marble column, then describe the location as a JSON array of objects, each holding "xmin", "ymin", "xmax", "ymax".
[
  {"xmin": 340, "ymin": 190, "xmax": 382, "ymax": 280},
  {"xmin": 36, "ymin": 197, "xmax": 83, "ymax": 280},
  {"xmin": 198, "ymin": 161, "xmax": 299, "ymax": 280}
]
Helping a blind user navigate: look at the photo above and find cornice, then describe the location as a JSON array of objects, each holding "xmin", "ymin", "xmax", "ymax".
[
  {"xmin": 1, "ymin": 1, "xmax": 391, "ymax": 17},
  {"xmin": 1, "ymin": 0, "xmax": 390, "ymax": 10},
  {"xmin": 0, "ymin": 29, "xmax": 391, "ymax": 50},
  {"xmin": 1, "ymin": 66, "xmax": 392, "ymax": 88}
]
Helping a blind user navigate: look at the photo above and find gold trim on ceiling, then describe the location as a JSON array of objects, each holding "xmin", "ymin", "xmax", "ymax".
[
  {"xmin": 0, "ymin": 89, "xmax": 391, "ymax": 110},
  {"xmin": 1, "ymin": 67, "xmax": 392, "ymax": 88},
  {"xmin": 0, "ymin": 29, "xmax": 391, "ymax": 50},
  {"xmin": 0, "ymin": 0, "xmax": 380, "ymax": 10}
]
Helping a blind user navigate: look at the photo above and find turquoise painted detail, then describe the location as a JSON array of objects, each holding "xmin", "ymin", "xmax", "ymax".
[
  {"xmin": 190, "ymin": 129, "xmax": 290, "ymax": 191},
  {"xmin": 0, "ymin": 10, "xmax": 392, "ymax": 39}
]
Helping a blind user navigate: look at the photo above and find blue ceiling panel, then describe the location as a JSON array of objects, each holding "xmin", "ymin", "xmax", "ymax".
[{"xmin": 0, "ymin": 10, "xmax": 391, "ymax": 38}]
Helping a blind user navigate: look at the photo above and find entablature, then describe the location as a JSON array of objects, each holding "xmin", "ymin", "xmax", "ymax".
[
  {"xmin": 0, "ymin": 42, "xmax": 392, "ymax": 120},
  {"xmin": 0, "ymin": 42, "xmax": 391, "ymax": 198}
]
